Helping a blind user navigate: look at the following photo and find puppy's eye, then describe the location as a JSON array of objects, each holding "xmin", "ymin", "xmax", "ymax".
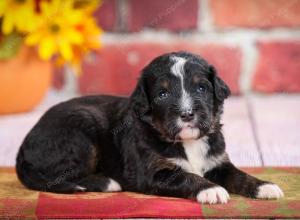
[
  {"xmin": 158, "ymin": 90, "xmax": 169, "ymax": 99},
  {"xmin": 196, "ymin": 85, "xmax": 207, "ymax": 93}
]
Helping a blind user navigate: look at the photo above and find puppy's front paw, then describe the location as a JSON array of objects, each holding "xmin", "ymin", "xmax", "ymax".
[
  {"xmin": 256, "ymin": 183, "xmax": 284, "ymax": 199},
  {"xmin": 104, "ymin": 179, "xmax": 122, "ymax": 192},
  {"xmin": 196, "ymin": 186, "xmax": 230, "ymax": 204}
]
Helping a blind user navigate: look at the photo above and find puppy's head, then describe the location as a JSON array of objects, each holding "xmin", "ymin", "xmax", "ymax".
[{"xmin": 130, "ymin": 51, "xmax": 230, "ymax": 142}]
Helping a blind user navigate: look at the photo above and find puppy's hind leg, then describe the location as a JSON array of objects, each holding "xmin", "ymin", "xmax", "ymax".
[{"xmin": 75, "ymin": 173, "xmax": 122, "ymax": 192}]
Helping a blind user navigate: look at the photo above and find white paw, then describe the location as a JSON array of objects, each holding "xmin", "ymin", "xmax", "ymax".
[
  {"xmin": 196, "ymin": 186, "xmax": 230, "ymax": 204},
  {"xmin": 256, "ymin": 183, "xmax": 284, "ymax": 199},
  {"xmin": 104, "ymin": 178, "xmax": 122, "ymax": 192}
]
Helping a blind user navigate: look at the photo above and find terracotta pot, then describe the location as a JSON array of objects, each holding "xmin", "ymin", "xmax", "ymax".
[{"xmin": 0, "ymin": 46, "xmax": 52, "ymax": 114}]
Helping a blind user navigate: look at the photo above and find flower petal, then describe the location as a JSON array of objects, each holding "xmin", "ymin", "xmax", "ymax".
[
  {"xmin": 59, "ymin": 41, "xmax": 73, "ymax": 61},
  {"xmin": 65, "ymin": 29, "xmax": 83, "ymax": 44},
  {"xmin": 0, "ymin": 1, "xmax": 7, "ymax": 16},
  {"xmin": 26, "ymin": 32, "xmax": 43, "ymax": 45},
  {"xmin": 39, "ymin": 37, "xmax": 56, "ymax": 60},
  {"xmin": 2, "ymin": 13, "xmax": 14, "ymax": 34}
]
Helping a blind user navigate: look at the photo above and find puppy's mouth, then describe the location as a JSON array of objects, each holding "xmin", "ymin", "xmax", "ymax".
[{"xmin": 175, "ymin": 122, "xmax": 201, "ymax": 141}]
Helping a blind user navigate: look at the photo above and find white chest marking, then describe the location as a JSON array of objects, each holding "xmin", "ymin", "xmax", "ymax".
[
  {"xmin": 168, "ymin": 137, "xmax": 226, "ymax": 177},
  {"xmin": 170, "ymin": 56, "xmax": 192, "ymax": 111}
]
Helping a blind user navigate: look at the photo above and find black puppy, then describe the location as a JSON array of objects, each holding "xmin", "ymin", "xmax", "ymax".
[{"xmin": 16, "ymin": 51, "xmax": 283, "ymax": 204}]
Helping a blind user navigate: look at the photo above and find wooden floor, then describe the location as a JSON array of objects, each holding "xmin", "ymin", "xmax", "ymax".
[{"xmin": 0, "ymin": 90, "xmax": 299, "ymax": 167}]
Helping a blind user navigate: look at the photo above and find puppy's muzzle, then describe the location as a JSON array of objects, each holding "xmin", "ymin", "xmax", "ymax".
[
  {"xmin": 176, "ymin": 112, "xmax": 200, "ymax": 141},
  {"xmin": 180, "ymin": 108, "xmax": 194, "ymax": 122}
]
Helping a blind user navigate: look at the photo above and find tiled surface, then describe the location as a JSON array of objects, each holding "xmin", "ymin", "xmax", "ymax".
[
  {"xmin": 250, "ymin": 95, "xmax": 300, "ymax": 166},
  {"xmin": 0, "ymin": 91, "xmax": 299, "ymax": 167},
  {"xmin": 223, "ymin": 97, "xmax": 262, "ymax": 166}
]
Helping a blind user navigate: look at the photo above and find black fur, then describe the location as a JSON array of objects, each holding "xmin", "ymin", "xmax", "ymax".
[{"xmin": 16, "ymin": 51, "xmax": 275, "ymax": 201}]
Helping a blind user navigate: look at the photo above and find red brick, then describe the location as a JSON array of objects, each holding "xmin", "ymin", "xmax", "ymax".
[
  {"xmin": 79, "ymin": 43, "xmax": 241, "ymax": 96},
  {"xmin": 94, "ymin": 0, "xmax": 117, "ymax": 31},
  {"xmin": 210, "ymin": 0, "xmax": 300, "ymax": 28},
  {"xmin": 128, "ymin": 0, "xmax": 198, "ymax": 32},
  {"xmin": 252, "ymin": 41, "xmax": 300, "ymax": 93}
]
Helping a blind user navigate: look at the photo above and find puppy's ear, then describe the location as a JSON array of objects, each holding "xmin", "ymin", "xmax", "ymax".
[
  {"xmin": 210, "ymin": 65, "xmax": 231, "ymax": 102},
  {"xmin": 130, "ymin": 75, "xmax": 150, "ymax": 117}
]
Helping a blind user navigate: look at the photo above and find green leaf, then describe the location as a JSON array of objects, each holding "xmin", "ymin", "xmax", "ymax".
[{"xmin": 0, "ymin": 32, "xmax": 23, "ymax": 60}]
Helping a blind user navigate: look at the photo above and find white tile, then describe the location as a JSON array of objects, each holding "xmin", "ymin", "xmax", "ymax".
[
  {"xmin": 222, "ymin": 97, "xmax": 262, "ymax": 166},
  {"xmin": 251, "ymin": 94, "xmax": 300, "ymax": 166}
]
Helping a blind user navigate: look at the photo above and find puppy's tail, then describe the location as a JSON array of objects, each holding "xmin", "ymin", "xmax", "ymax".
[{"xmin": 16, "ymin": 150, "xmax": 85, "ymax": 194}]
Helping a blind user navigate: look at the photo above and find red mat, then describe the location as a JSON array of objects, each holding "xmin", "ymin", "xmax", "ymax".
[{"xmin": 1, "ymin": 167, "xmax": 300, "ymax": 219}]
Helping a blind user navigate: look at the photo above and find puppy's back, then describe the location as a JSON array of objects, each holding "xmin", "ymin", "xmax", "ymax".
[{"xmin": 16, "ymin": 95, "xmax": 129, "ymax": 193}]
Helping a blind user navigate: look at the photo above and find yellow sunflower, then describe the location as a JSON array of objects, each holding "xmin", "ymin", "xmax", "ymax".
[
  {"xmin": 25, "ymin": 0, "xmax": 84, "ymax": 61},
  {"xmin": 56, "ymin": 16, "xmax": 102, "ymax": 74},
  {"xmin": 0, "ymin": 0, "xmax": 37, "ymax": 34}
]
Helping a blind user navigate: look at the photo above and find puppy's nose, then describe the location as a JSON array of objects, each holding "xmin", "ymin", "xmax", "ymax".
[{"xmin": 180, "ymin": 109, "xmax": 194, "ymax": 122}]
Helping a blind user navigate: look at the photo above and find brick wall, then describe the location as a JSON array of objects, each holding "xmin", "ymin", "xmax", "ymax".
[{"xmin": 58, "ymin": 0, "xmax": 300, "ymax": 95}]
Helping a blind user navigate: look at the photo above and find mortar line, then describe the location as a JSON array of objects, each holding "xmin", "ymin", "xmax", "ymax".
[
  {"xmin": 102, "ymin": 29, "xmax": 300, "ymax": 44},
  {"xmin": 117, "ymin": 0, "xmax": 129, "ymax": 32},
  {"xmin": 198, "ymin": 0, "xmax": 214, "ymax": 33}
]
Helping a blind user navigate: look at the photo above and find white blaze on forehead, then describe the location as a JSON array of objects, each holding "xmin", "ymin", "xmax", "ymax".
[
  {"xmin": 170, "ymin": 56, "xmax": 186, "ymax": 77},
  {"xmin": 170, "ymin": 56, "xmax": 192, "ymax": 111}
]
